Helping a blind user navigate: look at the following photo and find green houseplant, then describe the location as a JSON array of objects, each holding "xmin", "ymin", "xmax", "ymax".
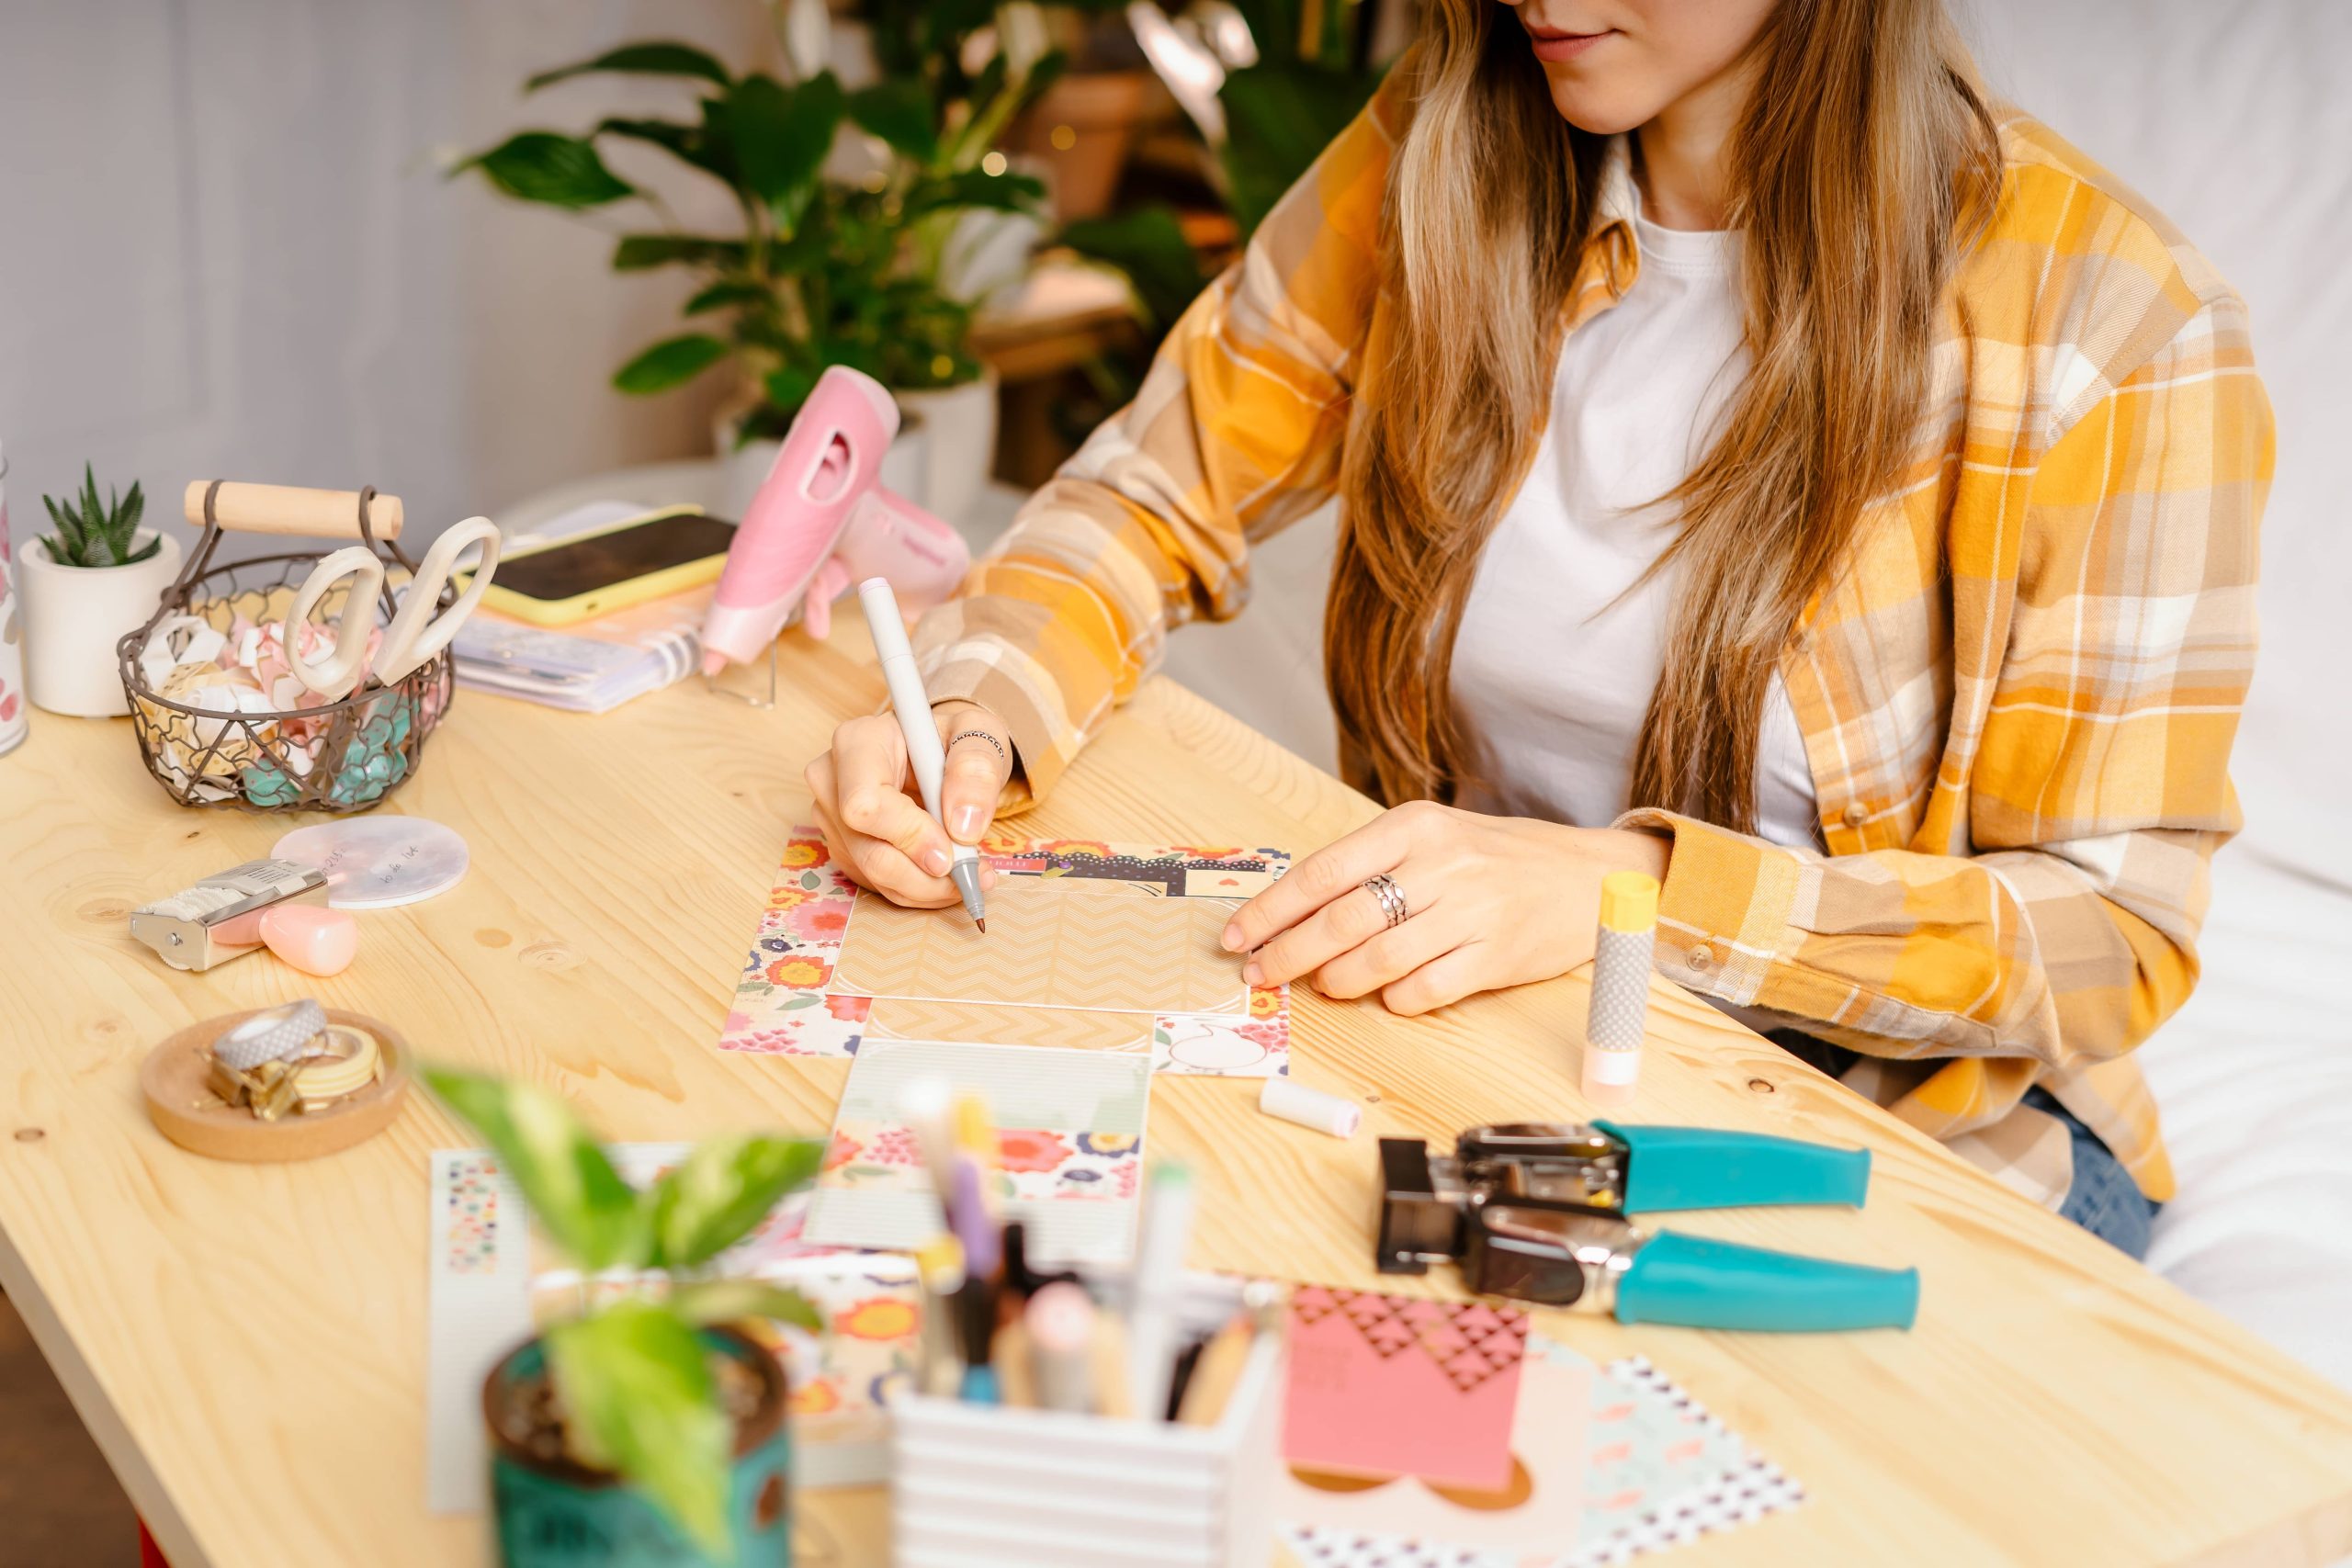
[
  {"xmin": 1046, "ymin": 0, "xmax": 1385, "ymax": 449},
  {"xmin": 450, "ymin": 13, "xmax": 1070, "ymax": 464},
  {"xmin": 18, "ymin": 462, "xmax": 182, "ymax": 717},
  {"xmin": 429, "ymin": 1067, "xmax": 825, "ymax": 1567}
]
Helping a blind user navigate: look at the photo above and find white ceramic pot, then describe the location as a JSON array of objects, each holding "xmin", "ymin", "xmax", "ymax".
[
  {"xmin": 894, "ymin": 369, "xmax": 999, "ymax": 525},
  {"xmin": 18, "ymin": 528, "xmax": 182, "ymax": 717},
  {"xmin": 715, "ymin": 411, "xmax": 934, "ymax": 525}
]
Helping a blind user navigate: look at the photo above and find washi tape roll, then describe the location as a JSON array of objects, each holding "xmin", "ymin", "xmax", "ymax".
[
  {"xmin": 1258, "ymin": 1075, "xmax": 1363, "ymax": 1139},
  {"xmin": 212, "ymin": 999, "xmax": 328, "ymax": 1071},
  {"xmin": 293, "ymin": 1023, "xmax": 380, "ymax": 1103}
]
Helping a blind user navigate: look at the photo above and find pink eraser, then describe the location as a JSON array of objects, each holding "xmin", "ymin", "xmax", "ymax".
[{"xmin": 259, "ymin": 904, "xmax": 359, "ymax": 977}]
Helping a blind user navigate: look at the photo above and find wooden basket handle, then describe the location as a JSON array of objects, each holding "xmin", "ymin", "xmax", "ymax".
[{"xmin": 181, "ymin": 480, "xmax": 404, "ymax": 541}]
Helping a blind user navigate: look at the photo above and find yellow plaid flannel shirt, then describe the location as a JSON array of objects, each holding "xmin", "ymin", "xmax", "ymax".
[{"xmin": 915, "ymin": 81, "xmax": 2272, "ymax": 1207}]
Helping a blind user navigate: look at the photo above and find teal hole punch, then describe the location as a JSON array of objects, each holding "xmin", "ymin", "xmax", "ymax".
[{"xmin": 1376, "ymin": 1123, "xmax": 1917, "ymax": 1333}]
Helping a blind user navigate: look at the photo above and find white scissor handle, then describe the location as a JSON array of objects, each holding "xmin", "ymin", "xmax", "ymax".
[
  {"xmin": 285, "ymin": 547, "xmax": 388, "ymax": 701},
  {"xmin": 376, "ymin": 516, "xmax": 503, "ymax": 685}
]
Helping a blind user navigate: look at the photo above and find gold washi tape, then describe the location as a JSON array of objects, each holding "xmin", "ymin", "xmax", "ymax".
[{"xmin": 292, "ymin": 1023, "xmax": 380, "ymax": 1106}]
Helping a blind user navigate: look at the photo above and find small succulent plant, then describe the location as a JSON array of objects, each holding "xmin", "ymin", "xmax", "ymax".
[{"xmin": 41, "ymin": 464, "xmax": 158, "ymax": 568}]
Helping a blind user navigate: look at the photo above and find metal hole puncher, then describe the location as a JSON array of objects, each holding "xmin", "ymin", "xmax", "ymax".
[{"xmin": 1376, "ymin": 1122, "xmax": 1919, "ymax": 1333}]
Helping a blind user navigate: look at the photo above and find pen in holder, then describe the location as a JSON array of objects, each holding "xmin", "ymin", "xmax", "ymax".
[
  {"xmin": 118, "ymin": 480, "xmax": 498, "ymax": 813},
  {"xmin": 890, "ymin": 1272, "xmax": 1285, "ymax": 1568}
]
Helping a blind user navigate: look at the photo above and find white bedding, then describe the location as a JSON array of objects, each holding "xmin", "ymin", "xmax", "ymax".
[{"xmin": 2140, "ymin": 852, "xmax": 2352, "ymax": 1390}]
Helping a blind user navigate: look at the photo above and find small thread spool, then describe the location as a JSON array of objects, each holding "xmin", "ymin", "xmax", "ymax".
[
  {"xmin": 1258, "ymin": 1075, "xmax": 1362, "ymax": 1139},
  {"xmin": 1582, "ymin": 871, "xmax": 1659, "ymax": 1110}
]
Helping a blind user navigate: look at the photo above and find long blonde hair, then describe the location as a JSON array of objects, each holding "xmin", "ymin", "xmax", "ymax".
[{"xmin": 1326, "ymin": 0, "xmax": 2002, "ymax": 828}]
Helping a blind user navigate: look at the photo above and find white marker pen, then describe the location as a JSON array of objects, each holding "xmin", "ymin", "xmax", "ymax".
[{"xmin": 858, "ymin": 577, "xmax": 987, "ymax": 931}]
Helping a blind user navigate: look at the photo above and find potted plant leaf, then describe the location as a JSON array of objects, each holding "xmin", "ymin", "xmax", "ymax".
[
  {"xmin": 17, "ymin": 463, "xmax": 181, "ymax": 717},
  {"xmin": 450, "ymin": 4, "xmax": 1074, "ymax": 522},
  {"xmin": 428, "ymin": 1067, "xmax": 825, "ymax": 1568}
]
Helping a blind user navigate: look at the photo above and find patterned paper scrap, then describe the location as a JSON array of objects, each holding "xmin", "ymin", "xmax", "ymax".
[
  {"xmin": 1283, "ymin": 1287, "xmax": 1531, "ymax": 1493},
  {"xmin": 718, "ymin": 830, "xmax": 1294, "ymax": 1076},
  {"xmin": 804, "ymin": 1038, "xmax": 1153, "ymax": 1264},
  {"xmin": 1280, "ymin": 1340, "xmax": 1804, "ymax": 1568}
]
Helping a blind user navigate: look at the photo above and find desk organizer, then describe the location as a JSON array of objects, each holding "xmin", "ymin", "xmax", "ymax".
[
  {"xmin": 118, "ymin": 480, "xmax": 453, "ymax": 813},
  {"xmin": 890, "ymin": 1328, "xmax": 1283, "ymax": 1568}
]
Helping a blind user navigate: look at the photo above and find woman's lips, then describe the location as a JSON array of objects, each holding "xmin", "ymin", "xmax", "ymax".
[{"xmin": 1526, "ymin": 27, "xmax": 1611, "ymax": 62}]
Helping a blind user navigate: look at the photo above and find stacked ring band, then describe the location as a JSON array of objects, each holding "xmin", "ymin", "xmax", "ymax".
[
  {"xmin": 1363, "ymin": 873, "xmax": 1409, "ymax": 929},
  {"xmin": 948, "ymin": 730, "xmax": 1007, "ymax": 765}
]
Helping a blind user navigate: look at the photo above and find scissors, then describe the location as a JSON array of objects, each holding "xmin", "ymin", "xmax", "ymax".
[{"xmin": 285, "ymin": 516, "xmax": 502, "ymax": 701}]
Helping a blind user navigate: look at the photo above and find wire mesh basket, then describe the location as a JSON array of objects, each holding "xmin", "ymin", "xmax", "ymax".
[{"xmin": 116, "ymin": 483, "xmax": 456, "ymax": 813}]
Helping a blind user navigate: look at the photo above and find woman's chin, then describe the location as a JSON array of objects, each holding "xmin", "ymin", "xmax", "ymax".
[{"xmin": 1539, "ymin": 73, "xmax": 1662, "ymax": 137}]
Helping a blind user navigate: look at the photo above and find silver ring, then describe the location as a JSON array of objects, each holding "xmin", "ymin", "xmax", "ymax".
[
  {"xmin": 948, "ymin": 729, "xmax": 1006, "ymax": 765},
  {"xmin": 1363, "ymin": 873, "xmax": 1408, "ymax": 929}
]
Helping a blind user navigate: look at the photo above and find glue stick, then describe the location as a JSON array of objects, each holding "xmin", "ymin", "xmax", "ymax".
[{"xmin": 1581, "ymin": 871, "xmax": 1659, "ymax": 1109}]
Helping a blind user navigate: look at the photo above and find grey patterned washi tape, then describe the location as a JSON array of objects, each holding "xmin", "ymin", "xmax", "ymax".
[{"xmin": 213, "ymin": 998, "xmax": 329, "ymax": 1071}]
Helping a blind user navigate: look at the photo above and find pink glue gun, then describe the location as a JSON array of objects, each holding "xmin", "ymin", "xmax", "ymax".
[{"xmin": 699, "ymin": 366, "xmax": 970, "ymax": 672}]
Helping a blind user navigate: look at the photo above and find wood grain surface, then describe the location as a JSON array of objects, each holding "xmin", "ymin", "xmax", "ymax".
[{"xmin": 2, "ymin": 626, "xmax": 2350, "ymax": 1568}]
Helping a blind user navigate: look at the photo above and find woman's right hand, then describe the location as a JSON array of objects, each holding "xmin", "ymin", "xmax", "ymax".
[{"xmin": 804, "ymin": 699, "xmax": 1012, "ymax": 908}]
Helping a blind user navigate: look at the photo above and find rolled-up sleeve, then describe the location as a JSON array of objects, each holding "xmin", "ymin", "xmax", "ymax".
[{"xmin": 912, "ymin": 82, "xmax": 1399, "ymax": 804}]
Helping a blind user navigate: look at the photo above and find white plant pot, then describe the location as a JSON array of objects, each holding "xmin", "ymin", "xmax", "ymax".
[
  {"xmin": 715, "ymin": 406, "xmax": 935, "ymax": 525},
  {"xmin": 895, "ymin": 369, "xmax": 999, "ymax": 525},
  {"xmin": 19, "ymin": 528, "xmax": 182, "ymax": 717}
]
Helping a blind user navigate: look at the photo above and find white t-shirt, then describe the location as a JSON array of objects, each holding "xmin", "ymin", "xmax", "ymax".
[{"xmin": 1450, "ymin": 213, "xmax": 1823, "ymax": 852}]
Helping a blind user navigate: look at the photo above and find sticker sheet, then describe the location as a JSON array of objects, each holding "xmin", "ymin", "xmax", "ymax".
[
  {"xmin": 718, "ymin": 831, "xmax": 1293, "ymax": 1077},
  {"xmin": 424, "ymin": 1145, "xmax": 922, "ymax": 1515},
  {"xmin": 803, "ymin": 1038, "xmax": 1153, "ymax": 1265},
  {"xmin": 1279, "ymin": 1340, "xmax": 1805, "ymax": 1568}
]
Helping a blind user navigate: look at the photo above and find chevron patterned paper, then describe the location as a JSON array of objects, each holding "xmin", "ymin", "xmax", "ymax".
[
  {"xmin": 832, "ymin": 875, "xmax": 1246, "ymax": 1015},
  {"xmin": 861, "ymin": 997, "xmax": 1157, "ymax": 1053}
]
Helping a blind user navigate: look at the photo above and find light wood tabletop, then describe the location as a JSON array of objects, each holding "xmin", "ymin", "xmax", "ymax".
[{"xmin": 4, "ymin": 636, "xmax": 2351, "ymax": 1568}]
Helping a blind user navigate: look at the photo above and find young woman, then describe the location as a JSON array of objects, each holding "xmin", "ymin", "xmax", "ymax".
[{"xmin": 803, "ymin": 0, "xmax": 2270, "ymax": 1257}]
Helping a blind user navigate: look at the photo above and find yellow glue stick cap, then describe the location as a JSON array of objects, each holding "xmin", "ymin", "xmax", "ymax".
[
  {"xmin": 913, "ymin": 1233, "xmax": 965, "ymax": 1283},
  {"xmin": 1599, "ymin": 870, "xmax": 1660, "ymax": 933}
]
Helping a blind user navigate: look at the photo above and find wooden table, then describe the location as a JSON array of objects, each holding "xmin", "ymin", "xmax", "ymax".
[{"xmin": 5, "ymin": 644, "xmax": 2351, "ymax": 1568}]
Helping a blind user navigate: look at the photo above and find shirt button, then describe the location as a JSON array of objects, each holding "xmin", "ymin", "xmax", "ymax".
[
  {"xmin": 1688, "ymin": 944, "xmax": 1713, "ymax": 971},
  {"xmin": 1842, "ymin": 802, "xmax": 1869, "ymax": 828}
]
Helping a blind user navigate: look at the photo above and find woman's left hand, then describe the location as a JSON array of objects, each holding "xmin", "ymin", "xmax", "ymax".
[{"xmin": 1221, "ymin": 802, "xmax": 1670, "ymax": 1016}]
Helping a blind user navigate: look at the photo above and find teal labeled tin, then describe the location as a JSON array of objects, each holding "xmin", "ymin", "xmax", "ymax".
[{"xmin": 484, "ymin": 1329, "xmax": 791, "ymax": 1568}]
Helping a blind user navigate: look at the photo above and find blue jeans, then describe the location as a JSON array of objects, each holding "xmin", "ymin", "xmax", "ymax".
[
  {"xmin": 1766, "ymin": 1032, "xmax": 2157, "ymax": 1259},
  {"xmin": 2024, "ymin": 1088, "xmax": 2157, "ymax": 1260}
]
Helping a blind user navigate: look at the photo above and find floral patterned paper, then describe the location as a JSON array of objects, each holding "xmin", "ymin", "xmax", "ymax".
[
  {"xmin": 822, "ymin": 1117, "xmax": 1145, "ymax": 1204},
  {"xmin": 718, "ymin": 829, "xmax": 1294, "ymax": 1076}
]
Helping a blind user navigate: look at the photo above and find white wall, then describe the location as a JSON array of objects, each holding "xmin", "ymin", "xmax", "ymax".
[{"xmin": 0, "ymin": 0, "xmax": 780, "ymax": 556}]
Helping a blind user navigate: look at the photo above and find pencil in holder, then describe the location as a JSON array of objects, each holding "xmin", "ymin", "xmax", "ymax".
[
  {"xmin": 117, "ymin": 481, "xmax": 455, "ymax": 813},
  {"xmin": 889, "ymin": 1328, "xmax": 1283, "ymax": 1568}
]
